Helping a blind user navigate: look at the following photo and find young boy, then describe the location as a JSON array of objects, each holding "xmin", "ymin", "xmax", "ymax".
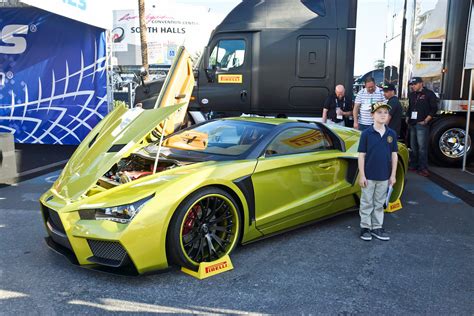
[{"xmin": 357, "ymin": 102, "xmax": 398, "ymax": 241}]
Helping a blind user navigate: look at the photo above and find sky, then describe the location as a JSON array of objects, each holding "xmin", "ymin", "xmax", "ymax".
[
  {"xmin": 111, "ymin": 0, "xmax": 389, "ymax": 76},
  {"xmin": 354, "ymin": 0, "xmax": 388, "ymax": 76}
]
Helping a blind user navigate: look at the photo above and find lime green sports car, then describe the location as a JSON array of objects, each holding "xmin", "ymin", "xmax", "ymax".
[
  {"xmin": 40, "ymin": 107, "xmax": 408, "ymax": 274},
  {"xmin": 40, "ymin": 47, "xmax": 408, "ymax": 274}
]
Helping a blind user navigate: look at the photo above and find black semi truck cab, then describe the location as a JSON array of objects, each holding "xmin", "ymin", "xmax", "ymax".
[
  {"xmin": 135, "ymin": 0, "xmax": 357, "ymax": 118},
  {"xmin": 191, "ymin": 0, "xmax": 357, "ymax": 117}
]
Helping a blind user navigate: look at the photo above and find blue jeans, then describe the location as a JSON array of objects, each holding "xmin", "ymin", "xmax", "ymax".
[
  {"xmin": 409, "ymin": 124, "xmax": 429, "ymax": 170},
  {"xmin": 359, "ymin": 124, "xmax": 372, "ymax": 131}
]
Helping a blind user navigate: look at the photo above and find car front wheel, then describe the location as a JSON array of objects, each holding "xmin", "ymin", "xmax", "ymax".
[{"xmin": 167, "ymin": 187, "xmax": 241, "ymax": 270}]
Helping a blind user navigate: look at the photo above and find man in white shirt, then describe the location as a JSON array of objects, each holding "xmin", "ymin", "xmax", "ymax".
[{"xmin": 353, "ymin": 77, "xmax": 385, "ymax": 131}]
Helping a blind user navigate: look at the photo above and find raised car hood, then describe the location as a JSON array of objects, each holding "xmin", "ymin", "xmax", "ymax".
[
  {"xmin": 53, "ymin": 104, "xmax": 183, "ymax": 201},
  {"xmin": 52, "ymin": 46, "xmax": 195, "ymax": 201}
]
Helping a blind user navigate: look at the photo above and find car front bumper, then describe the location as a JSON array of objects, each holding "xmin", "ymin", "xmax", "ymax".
[{"xmin": 40, "ymin": 198, "xmax": 171, "ymax": 275}]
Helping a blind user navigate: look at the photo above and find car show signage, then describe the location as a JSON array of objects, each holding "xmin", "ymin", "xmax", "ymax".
[
  {"xmin": 181, "ymin": 255, "xmax": 234, "ymax": 279},
  {"xmin": 385, "ymin": 199, "xmax": 403, "ymax": 213},
  {"xmin": 217, "ymin": 74, "xmax": 243, "ymax": 84},
  {"xmin": 112, "ymin": 4, "xmax": 216, "ymax": 65},
  {"xmin": 0, "ymin": 8, "xmax": 108, "ymax": 145},
  {"xmin": 282, "ymin": 129, "xmax": 325, "ymax": 148}
]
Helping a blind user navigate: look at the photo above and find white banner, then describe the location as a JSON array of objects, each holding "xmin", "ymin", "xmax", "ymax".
[
  {"xmin": 466, "ymin": 3, "xmax": 474, "ymax": 69},
  {"xmin": 20, "ymin": 0, "xmax": 113, "ymax": 29},
  {"xmin": 112, "ymin": 4, "xmax": 218, "ymax": 65}
]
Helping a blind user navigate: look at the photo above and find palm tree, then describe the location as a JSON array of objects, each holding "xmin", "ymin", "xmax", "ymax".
[{"xmin": 138, "ymin": 0, "xmax": 149, "ymax": 80}]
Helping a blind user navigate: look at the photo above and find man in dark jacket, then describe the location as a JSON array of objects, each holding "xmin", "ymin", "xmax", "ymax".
[
  {"xmin": 382, "ymin": 83, "xmax": 402, "ymax": 136},
  {"xmin": 406, "ymin": 77, "xmax": 438, "ymax": 177},
  {"xmin": 322, "ymin": 84, "xmax": 353, "ymax": 127}
]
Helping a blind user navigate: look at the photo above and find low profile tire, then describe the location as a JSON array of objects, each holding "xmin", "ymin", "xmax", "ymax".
[
  {"xmin": 390, "ymin": 159, "xmax": 406, "ymax": 203},
  {"xmin": 429, "ymin": 117, "xmax": 473, "ymax": 167},
  {"xmin": 166, "ymin": 187, "xmax": 241, "ymax": 270}
]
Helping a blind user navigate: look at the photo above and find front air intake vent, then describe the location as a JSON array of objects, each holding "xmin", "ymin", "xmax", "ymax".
[
  {"xmin": 87, "ymin": 239, "xmax": 128, "ymax": 267},
  {"xmin": 44, "ymin": 207, "xmax": 66, "ymax": 234}
]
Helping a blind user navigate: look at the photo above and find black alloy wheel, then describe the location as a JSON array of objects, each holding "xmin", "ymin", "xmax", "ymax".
[{"xmin": 167, "ymin": 187, "xmax": 241, "ymax": 270}]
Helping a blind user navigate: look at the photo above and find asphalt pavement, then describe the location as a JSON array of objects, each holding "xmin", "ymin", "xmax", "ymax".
[{"xmin": 0, "ymin": 171, "xmax": 472, "ymax": 315}]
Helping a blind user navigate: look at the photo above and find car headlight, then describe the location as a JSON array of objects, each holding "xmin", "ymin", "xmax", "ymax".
[{"xmin": 94, "ymin": 195, "xmax": 154, "ymax": 224}]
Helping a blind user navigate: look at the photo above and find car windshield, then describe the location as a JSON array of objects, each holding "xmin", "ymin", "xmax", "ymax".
[{"xmin": 163, "ymin": 120, "xmax": 273, "ymax": 156}]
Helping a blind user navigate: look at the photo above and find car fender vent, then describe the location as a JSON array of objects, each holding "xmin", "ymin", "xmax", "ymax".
[{"xmin": 46, "ymin": 208, "xmax": 66, "ymax": 234}]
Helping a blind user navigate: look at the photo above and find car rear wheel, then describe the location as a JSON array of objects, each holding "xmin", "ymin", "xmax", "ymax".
[
  {"xmin": 390, "ymin": 159, "xmax": 406, "ymax": 203},
  {"xmin": 167, "ymin": 187, "xmax": 241, "ymax": 270}
]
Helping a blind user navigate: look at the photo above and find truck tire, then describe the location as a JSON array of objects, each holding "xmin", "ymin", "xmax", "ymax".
[{"xmin": 429, "ymin": 116, "xmax": 472, "ymax": 167}]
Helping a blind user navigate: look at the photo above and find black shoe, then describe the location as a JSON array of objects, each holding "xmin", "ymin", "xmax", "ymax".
[
  {"xmin": 371, "ymin": 228, "xmax": 390, "ymax": 241},
  {"xmin": 360, "ymin": 228, "xmax": 372, "ymax": 241}
]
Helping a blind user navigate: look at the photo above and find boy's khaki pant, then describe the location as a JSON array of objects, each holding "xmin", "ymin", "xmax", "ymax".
[{"xmin": 359, "ymin": 179, "xmax": 389, "ymax": 230}]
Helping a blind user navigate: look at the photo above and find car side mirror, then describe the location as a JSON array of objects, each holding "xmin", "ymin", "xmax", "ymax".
[
  {"xmin": 203, "ymin": 46, "xmax": 210, "ymax": 70},
  {"xmin": 139, "ymin": 66, "xmax": 148, "ymax": 78},
  {"xmin": 205, "ymin": 68, "xmax": 216, "ymax": 83},
  {"xmin": 202, "ymin": 46, "xmax": 216, "ymax": 83}
]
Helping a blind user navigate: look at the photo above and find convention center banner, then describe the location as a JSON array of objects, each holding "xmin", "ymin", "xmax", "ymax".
[
  {"xmin": 0, "ymin": 8, "xmax": 108, "ymax": 145},
  {"xmin": 112, "ymin": 4, "xmax": 216, "ymax": 65}
]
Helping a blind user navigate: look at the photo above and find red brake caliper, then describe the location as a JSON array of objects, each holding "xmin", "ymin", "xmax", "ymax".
[{"xmin": 182, "ymin": 206, "xmax": 200, "ymax": 235}]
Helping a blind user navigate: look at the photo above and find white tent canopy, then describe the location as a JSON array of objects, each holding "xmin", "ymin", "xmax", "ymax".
[
  {"xmin": 462, "ymin": 2, "xmax": 474, "ymax": 171},
  {"xmin": 465, "ymin": 3, "xmax": 474, "ymax": 69},
  {"xmin": 19, "ymin": 0, "xmax": 114, "ymax": 29}
]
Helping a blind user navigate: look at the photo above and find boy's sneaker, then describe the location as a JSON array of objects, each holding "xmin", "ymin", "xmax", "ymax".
[
  {"xmin": 360, "ymin": 228, "xmax": 372, "ymax": 241},
  {"xmin": 371, "ymin": 228, "xmax": 390, "ymax": 241}
]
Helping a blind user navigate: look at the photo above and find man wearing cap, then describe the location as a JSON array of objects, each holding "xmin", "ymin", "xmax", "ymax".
[
  {"xmin": 358, "ymin": 102, "xmax": 398, "ymax": 241},
  {"xmin": 407, "ymin": 77, "xmax": 438, "ymax": 177},
  {"xmin": 382, "ymin": 83, "xmax": 402, "ymax": 136},
  {"xmin": 322, "ymin": 84, "xmax": 353, "ymax": 127},
  {"xmin": 353, "ymin": 77, "xmax": 385, "ymax": 131}
]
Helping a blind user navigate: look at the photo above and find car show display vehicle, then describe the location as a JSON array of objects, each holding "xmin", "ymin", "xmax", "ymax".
[{"xmin": 40, "ymin": 47, "xmax": 408, "ymax": 274}]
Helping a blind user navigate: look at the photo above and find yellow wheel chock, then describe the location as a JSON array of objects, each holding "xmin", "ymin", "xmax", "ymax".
[{"xmin": 181, "ymin": 255, "xmax": 234, "ymax": 279}]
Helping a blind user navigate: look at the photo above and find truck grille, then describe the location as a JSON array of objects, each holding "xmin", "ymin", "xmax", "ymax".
[{"xmin": 87, "ymin": 239, "xmax": 128, "ymax": 267}]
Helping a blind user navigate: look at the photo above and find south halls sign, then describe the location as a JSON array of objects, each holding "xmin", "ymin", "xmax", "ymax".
[
  {"xmin": 0, "ymin": 8, "xmax": 108, "ymax": 145},
  {"xmin": 112, "ymin": 4, "xmax": 220, "ymax": 65}
]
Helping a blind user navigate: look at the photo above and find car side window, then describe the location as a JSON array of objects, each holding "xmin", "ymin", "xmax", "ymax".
[
  {"xmin": 265, "ymin": 127, "xmax": 333, "ymax": 156},
  {"xmin": 209, "ymin": 39, "xmax": 245, "ymax": 70}
]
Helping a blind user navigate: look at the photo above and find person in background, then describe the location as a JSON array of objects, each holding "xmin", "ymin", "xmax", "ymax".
[
  {"xmin": 353, "ymin": 77, "xmax": 385, "ymax": 131},
  {"xmin": 358, "ymin": 102, "xmax": 398, "ymax": 241},
  {"xmin": 406, "ymin": 77, "xmax": 438, "ymax": 177},
  {"xmin": 322, "ymin": 84, "xmax": 353, "ymax": 126},
  {"xmin": 382, "ymin": 83, "xmax": 402, "ymax": 136}
]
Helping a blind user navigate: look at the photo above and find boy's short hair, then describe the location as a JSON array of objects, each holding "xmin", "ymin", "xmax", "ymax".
[{"xmin": 371, "ymin": 102, "xmax": 392, "ymax": 113}]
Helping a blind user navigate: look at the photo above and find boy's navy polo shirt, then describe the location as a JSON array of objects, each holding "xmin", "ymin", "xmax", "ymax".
[{"xmin": 357, "ymin": 126, "xmax": 398, "ymax": 181}]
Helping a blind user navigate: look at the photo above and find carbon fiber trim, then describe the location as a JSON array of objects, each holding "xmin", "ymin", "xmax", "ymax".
[
  {"xmin": 234, "ymin": 175, "xmax": 255, "ymax": 225},
  {"xmin": 79, "ymin": 209, "xmax": 95, "ymax": 220},
  {"xmin": 47, "ymin": 209, "xmax": 66, "ymax": 234},
  {"xmin": 41, "ymin": 204, "xmax": 66, "ymax": 234},
  {"xmin": 87, "ymin": 239, "xmax": 128, "ymax": 267},
  {"xmin": 107, "ymin": 144, "xmax": 126, "ymax": 153}
]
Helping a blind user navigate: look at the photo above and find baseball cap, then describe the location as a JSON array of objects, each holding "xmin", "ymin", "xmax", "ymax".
[
  {"xmin": 408, "ymin": 77, "xmax": 423, "ymax": 85},
  {"xmin": 382, "ymin": 83, "xmax": 396, "ymax": 91},
  {"xmin": 371, "ymin": 102, "xmax": 392, "ymax": 113}
]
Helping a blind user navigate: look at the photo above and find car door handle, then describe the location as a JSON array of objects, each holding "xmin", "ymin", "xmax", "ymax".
[
  {"xmin": 317, "ymin": 162, "xmax": 336, "ymax": 168},
  {"xmin": 240, "ymin": 90, "xmax": 248, "ymax": 102}
]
